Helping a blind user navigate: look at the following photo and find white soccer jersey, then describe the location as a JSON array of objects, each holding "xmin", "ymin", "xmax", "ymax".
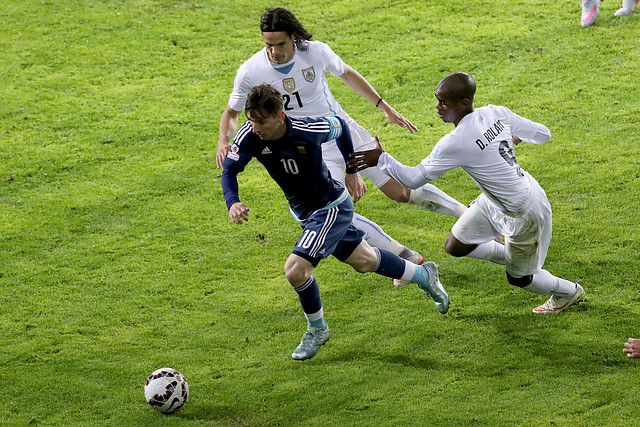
[
  {"xmin": 378, "ymin": 105, "xmax": 551, "ymax": 213},
  {"xmin": 228, "ymin": 41, "xmax": 347, "ymax": 117},
  {"xmin": 228, "ymin": 40, "xmax": 390, "ymax": 187}
]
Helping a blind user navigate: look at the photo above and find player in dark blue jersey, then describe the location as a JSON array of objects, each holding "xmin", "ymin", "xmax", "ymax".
[{"xmin": 221, "ymin": 84, "xmax": 449, "ymax": 360}]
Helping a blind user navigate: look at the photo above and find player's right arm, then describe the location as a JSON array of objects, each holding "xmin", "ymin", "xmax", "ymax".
[
  {"xmin": 217, "ymin": 106, "xmax": 242, "ymax": 169},
  {"xmin": 221, "ymin": 123, "xmax": 253, "ymax": 224},
  {"xmin": 219, "ymin": 59, "xmax": 255, "ymax": 168}
]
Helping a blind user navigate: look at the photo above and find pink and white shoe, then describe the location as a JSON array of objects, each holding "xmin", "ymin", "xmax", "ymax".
[
  {"xmin": 533, "ymin": 283, "xmax": 585, "ymax": 314},
  {"xmin": 615, "ymin": 0, "xmax": 639, "ymax": 15},
  {"xmin": 581, "ymin": 0, "xmax": 601, "ymax": 26}
]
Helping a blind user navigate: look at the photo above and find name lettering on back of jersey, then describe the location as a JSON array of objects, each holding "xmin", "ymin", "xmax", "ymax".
[
  {"xmin": 302, "ymin": 67, "xmax": 315, "ymax": 82},
  {"xmin": 283, "ymin": 78, "xmax": 296, "ymax": 93},
  {"xmin": 475, "ymin": 120, "xmax": 506, "ymax": 150}
]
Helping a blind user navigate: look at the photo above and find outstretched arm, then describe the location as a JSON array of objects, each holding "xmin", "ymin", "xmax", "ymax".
[
  {"xmin": 348, "ymin": 135, "xmax": 431, "ymax": 189},
  {"xmin": 217, "ymin": 106, "xmax": 242, "ymax": 168},
  {"xmin": 347, "ymin": 135, "xmax": 385, "ymax": 172},
  {"xmin": 339, "ymin": 65, "xmax": 417, "ymax": 133}
]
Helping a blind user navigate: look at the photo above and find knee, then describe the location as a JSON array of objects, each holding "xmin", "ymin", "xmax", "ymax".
[
  {"xmin": 444, "ymin": 241, "xmax": 463, "ymax": 257},
  {"xmin": 284, "ymin": 261, "xmax": 310, "ymax": 286},
  {"xmin": 351, "ymin": 261, "xmax": 372, "ymax": 274},
  {"xmin": 506, "ymin": 272, "xmax": 533, "ymax": 288},
  {"xmin": 444, "ymin": 234, "xmax": 469, "ymax": 257},
  {"xmin": 344, "ymin": 242, "xmax": 377, "ymax": 273}
]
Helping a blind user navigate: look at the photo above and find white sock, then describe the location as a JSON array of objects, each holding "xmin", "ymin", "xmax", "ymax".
[
  {"xmin": 352, "ymin": 213, "xmax": 404, "ymax": 255},
  {"xmin": 466, "ymin": 241, "xmax": 505, "ymax": 265},
  {"xmin": 524, "ymin": 269, "xmax": 577, "ymax": 296},
  {"xmin": 401, "ymin": 261, "xmax": 417, "ymax": 281},
  {"xmin": 409, "ymin": 184, "xmax": 467, "ymax": 217}
]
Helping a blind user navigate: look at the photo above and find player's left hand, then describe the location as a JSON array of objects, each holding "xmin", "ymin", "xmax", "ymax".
[
  {"xmin": 512, "ymin": 136, "xmax": 523, "ymax": 146},
  {"xmin": 345, "ymin": 172, "xmax": 367, "ymax": 203},
  {"xmin": 348, "ymin": 135, "xmax": 384, "ymax": 172},
  {"xmin": 380, "ymin": 102, "xmax": 418, "ymax": 133}
]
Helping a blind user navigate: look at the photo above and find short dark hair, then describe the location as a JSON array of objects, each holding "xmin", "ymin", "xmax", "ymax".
[
  {"xmin": 260, "ymin": 8, "xmax": 312, "ymax": 51},
  {"xmin": 437, "ymin": 72, "xmax": 476, "ymax": 104},
  {"xmin": 245, "ymin": 84, "xmax": 283, "ymax": 120}
]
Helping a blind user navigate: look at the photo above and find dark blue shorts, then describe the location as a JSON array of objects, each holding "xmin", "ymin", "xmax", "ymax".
[{"xmin": 292, "ymin": 197, "xmax": 364, "ymax": 266}]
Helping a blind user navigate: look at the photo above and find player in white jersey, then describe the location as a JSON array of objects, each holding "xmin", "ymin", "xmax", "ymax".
[
  {"xmin": 217, "ymin": 8, "xmax": 467, "ymax": 266},
  {"xmin": 348, "ymin": 72, "xmax": 585, "ymax": 314}
]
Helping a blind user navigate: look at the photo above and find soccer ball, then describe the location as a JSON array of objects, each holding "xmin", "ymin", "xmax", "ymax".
[{"xmin": 144, "ymin": 368, "xmax": 189, "ymax": 414}]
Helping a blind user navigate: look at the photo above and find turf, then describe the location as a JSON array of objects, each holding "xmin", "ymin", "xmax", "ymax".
[{"xmin": 1, "ymin": 0, "xmax": 639, "ymax": 425}]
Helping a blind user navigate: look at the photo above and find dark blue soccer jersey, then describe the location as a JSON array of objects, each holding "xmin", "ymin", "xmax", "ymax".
[{"xmin": 221, "ymin": 115, "xmax": 355, "ymax": 220}]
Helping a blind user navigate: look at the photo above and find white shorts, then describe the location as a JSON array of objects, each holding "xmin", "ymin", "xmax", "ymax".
[
  {"xmin": 321, "ymin": 114, "xmax": 392, "ymax": 188},
  {"xmin": 451, "ymin": 176, "xmax": 552, "ymax": 278}
]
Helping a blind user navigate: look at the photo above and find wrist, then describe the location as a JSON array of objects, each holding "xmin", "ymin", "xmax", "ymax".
[{"xmin": 375, "ymin": 97, "xmax": 383, "ymax": 108}]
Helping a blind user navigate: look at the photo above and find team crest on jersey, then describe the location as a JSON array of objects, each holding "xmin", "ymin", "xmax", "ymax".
[
  {"xmin": 297, "ymin": 146, "xmax": 307, "ymax": 155},
  {"xmin": 226, "ymin": 143, "xmax": 240, "ymax": 161},
  {"xmin": 282, "ymin": 78, "xmax": 296, "ymax": 93},
  {"xmin": 302, "ymin": 67, "xmax": 315, "ymax": 82}
]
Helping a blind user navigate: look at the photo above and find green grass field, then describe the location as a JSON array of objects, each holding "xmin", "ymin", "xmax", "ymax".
[{"xmin": 1, "ymin": 0, "xmax": 639, "ymax": 425}]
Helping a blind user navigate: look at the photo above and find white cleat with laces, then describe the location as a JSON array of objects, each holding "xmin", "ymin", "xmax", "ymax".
[{"xmin": 533, "ymin": 283, "xmax": 585, "ymax": 314}]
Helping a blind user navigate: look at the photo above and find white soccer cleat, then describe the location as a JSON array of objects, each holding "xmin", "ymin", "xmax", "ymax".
[
  {"xmin": 533, "ymin": 283, "xmax": 585, "ymax": 314},
  {"xmin": 615, "ymin": 0, "xmax": 639, "ymax": 15},
  {"xmin": 581, "ymin": 0, "xmax": 601, "ymax": 26},
  {"xmin": 398, "ymin": 247, "xmax": 424, "ymax": 265}
]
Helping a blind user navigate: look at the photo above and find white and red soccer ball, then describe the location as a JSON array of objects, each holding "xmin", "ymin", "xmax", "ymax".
[{"xmin": 144, "ymin": 368, "xmax": 189, "ymax": 414}]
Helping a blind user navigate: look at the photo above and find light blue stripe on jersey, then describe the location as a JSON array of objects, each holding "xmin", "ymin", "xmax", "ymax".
[
  {"xmin": 325, "ymin": 117, "xmax": 343, "ymax": 140},
  {"xmin": 288, "ymin": 189, "xmax": 349, "ymax": 222}
]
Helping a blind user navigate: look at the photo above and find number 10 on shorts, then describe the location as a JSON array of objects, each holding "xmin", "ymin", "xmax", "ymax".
[{"xmin": 297, "ymin": 229, "xmax": 317, "ymax": 249}]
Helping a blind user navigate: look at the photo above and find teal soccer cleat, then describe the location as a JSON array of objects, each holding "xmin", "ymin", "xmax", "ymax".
[
  {"xmin": 417, "ymin": 262, "xmax": 450, "ymax": 314},
  {"xmin": 291, "ymin": 327, "xmax": 331, "ymax": 360}
]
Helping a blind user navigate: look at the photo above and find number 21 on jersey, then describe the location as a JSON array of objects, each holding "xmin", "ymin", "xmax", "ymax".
[{"xmin": 283, "ymin": 92, "xmax": 303, "ymax": 111}]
